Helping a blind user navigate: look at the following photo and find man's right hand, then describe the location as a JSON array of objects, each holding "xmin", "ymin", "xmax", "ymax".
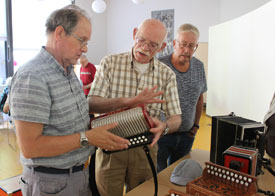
[{"xmin": 86, "ymin": 122, "xmax": 130, "ymax": 151}]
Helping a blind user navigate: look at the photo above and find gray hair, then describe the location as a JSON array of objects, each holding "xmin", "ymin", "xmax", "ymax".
[
  {"xmin": 45, "ymin": 4, "xmax": 91, "ymax": 35},
  {"xmin": 177, "ymin": 23, "xmax": 200, "ymax": 40}
]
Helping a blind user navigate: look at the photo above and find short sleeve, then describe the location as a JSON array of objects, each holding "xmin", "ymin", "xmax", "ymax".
[{"xmin": 10, "ymin": 72, "xmax": 51, "ymax": 124}]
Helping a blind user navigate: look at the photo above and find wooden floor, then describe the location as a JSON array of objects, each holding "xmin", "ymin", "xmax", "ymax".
[{"xmin": 0, "ymin": 109, "xmax": 212, "ymax": 181}]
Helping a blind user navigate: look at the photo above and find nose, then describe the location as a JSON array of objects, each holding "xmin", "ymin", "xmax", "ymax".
[
  {"xmin": 183, "ymin": 46, "xmax": 191, "ymax": 53},
  {"xmin": 81, "ymin": 45, "xmax": 88, "ymax": 53},
  {"xmin": 142, "ymin": 42, "xmax": 150, "ymax": 51}
]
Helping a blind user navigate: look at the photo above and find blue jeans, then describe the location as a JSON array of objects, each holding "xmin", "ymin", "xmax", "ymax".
[{"xmin": 157, "ymin": 131, "xmax": 195, "ymax": 172}]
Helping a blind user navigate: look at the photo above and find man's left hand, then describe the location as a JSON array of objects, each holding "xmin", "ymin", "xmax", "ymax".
[
  {"xmin": 148, "ymin": 117, "xmax": 167, "ymax": 147},
  {"xmin": 189, "ymin": 127, "xmax": 199, "ymax": 137}
]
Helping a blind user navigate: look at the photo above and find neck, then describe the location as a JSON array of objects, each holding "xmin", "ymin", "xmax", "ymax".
[
  {"xmin": 171, "ymin": 54, "xmax": 190, "ymax": 72},
  {"xmin": 45, "ymin": 43, "xmax": 67, "ymax": 72}
]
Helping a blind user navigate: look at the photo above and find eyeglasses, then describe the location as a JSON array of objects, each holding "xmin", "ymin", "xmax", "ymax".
[
  {"xmin": 71, "ymin": 33, "xmax": 89, "ymax": 48},
  {"xmin": 176, "ymin": 40, "xmax": 197, "ymax": 51},
  {"xmin": 135, "ymin": 37, "xmax": 161, "ymax": 50}
]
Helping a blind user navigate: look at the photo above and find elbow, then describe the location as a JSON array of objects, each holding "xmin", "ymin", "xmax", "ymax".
[
  {"xmin": 177, "ymin": 115, "xmax": 182, "ymax": 128},
  {"xmin": 21, "ymin": 150, "xmax": 34, "ymax": 159},
  {"xmin": 20, "ymin": 145, "xmax": 38, "ymax": 159}
]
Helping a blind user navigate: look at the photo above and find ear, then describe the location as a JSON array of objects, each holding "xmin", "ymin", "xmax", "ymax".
[
  {"xmin": 172, "ymin": 39, "xmax": 177, "ymax": 49},
  {"xmin": 55, "ymin": 25, "xmax": 66, "ymax": 41},
  {"xmin": 158, "ymin": 42, "xmax": 167, "ymax": 52},
  {"xmin": 195, "ymin": 43, "xmax": 199, "ymax": 51},
  {"xmin": 133, "ymin": 27, "xmax": 138, "ymax": 40},
  {"xmin": 173, "ymin": 39, "xmax": 176, "ymax": 47}
]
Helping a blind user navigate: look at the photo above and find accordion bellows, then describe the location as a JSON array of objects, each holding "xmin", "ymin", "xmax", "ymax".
[
  {"xmin": 91, "ymin": 106, "xmax": 153, "ymax": 137},
  {"xmin": 90, "ymin": 106, "xmax": 155, "ymax": 153}
]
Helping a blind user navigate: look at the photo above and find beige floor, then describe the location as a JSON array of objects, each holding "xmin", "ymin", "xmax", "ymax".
[{"xmin": 0, "ymin": 109, "xmax": 212, "ymax": 181}]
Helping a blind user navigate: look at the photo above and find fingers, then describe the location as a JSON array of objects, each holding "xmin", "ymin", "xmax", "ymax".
[
  {"xmin": 88, "ymin": 123, "xmax": 130, "ymax": 151},
  {"xmin": 150, "ymin": 132, "xmax": 161, "ymax": 147},
  {"xmin": 106, "ymin": 132, "xmax": 130, "ymax": 151},
  {"xmin": 149, "ymin": 117, "xmax": 166, "ymax": 147}
]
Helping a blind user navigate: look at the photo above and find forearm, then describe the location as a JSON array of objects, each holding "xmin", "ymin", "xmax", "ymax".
[
  {"xmin": 88, "ymin": 86, "xmax": 165, "ymax": 114},
  {"xmin": 190, "ymin": 96, "xmax": 204, "ymax": 136},
  {"xmin": 166, "ymin": 114, "xmax": 181, "ymax": 134},
  {"xmin": 14, "ymin": 120, "xmax": 81, "ymax": 159},
  {"xmin": 88, "ymin": 96, "xmax": 127, "ymax": 114},
  {"xmin": 3, "ymin": 103, "xmax": 9, "ymax": 114},
  {"xmin": 194, "ymin": 94, "xmax": 204, "ymax": 125},
  {"xmin": 24, "ymin": 134, "xmax": 81, "ymax": 158}
]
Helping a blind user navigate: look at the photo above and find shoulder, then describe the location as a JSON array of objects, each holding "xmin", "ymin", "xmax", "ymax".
[
  {"xmin": 99, "ymin": 52, "xmax": 131, "ymax": 69},
  {"xmin": 154, "ymin": 58, "xmax": 176, "ymax": 78},
  {"xmin": 103, "ymin": 52, "xmax": 130, "ymax": 61},
  {"xmin": 87, "ymin": 62, "xmax": 96, "ymax": 70},
  {"xmin": 15, "ymin": 57, "xmax": 46, "ymax": 80},
  {"xmin": 191, "ymin": 57, "xmax": 204, "ymax": 66},
  {"xmin": 158, "ymin": 54, "xmax": 172, "ymax": 65}
]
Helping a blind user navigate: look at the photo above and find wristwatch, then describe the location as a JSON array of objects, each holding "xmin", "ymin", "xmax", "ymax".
[
  {"xmin": 80, "ymin": 131, "xmax": 89, "ymax": 147},
  {"xmin": 162, "ymin": 122, "xmax": 170, "ymax": 135},
  {"xmin": 193, "ymin": 124, "xmax": 200, "ymax": 129}
]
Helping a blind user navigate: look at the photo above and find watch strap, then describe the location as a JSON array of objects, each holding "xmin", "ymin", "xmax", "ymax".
[
  {"xmin": 80, "ymin": 131, "xmax": 88, "ymax": 147},
  {"xmin": 193, "ymin": 124, "xmax": 200, "ymax": 129},
  {"xmin": 162, "ymin": 121, "xmax": 170, "ymax": 135}
]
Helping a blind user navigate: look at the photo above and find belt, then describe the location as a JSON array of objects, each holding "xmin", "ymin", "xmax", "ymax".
[{"xmin": 33, "ymin": 164, "xmax": 84, "ymax": 174}]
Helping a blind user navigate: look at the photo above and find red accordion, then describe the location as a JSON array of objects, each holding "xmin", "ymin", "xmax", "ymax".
[{"xmin": 90, "ymin": 105, "xmax": 155, "ymax": 153}]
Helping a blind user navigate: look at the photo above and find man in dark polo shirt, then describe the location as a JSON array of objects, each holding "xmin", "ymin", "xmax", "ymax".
[{"xmin": 157, "ymin": 24, "xmax": 207, "ymax": 172}]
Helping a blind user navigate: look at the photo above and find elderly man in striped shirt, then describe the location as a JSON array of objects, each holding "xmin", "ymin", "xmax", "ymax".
[{"xmin": 9, "ymin": 5, "xmax": 130, "ymax": 196}]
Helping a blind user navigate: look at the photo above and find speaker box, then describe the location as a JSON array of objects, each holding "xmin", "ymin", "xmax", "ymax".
[{"xmin": 210, "ymin": 115, "xmax": 264, "ymax": 166}]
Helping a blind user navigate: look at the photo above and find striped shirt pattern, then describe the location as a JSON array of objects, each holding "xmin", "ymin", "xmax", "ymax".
[
  {"xmin": 89, "ymin": 51, "xmax": 181, "ymax": 118},
  {"xmin": 10, "ymin": 47, "xmax": 94, "ymax": 168}
]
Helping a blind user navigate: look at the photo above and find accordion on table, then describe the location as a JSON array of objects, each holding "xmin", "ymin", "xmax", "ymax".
[
  {"xmin": 186, "ymin": 162, "xmax": 257, "ymax": 196},
  {"xmin": 90, "ymin": 105, "xmax": 155, "ymax": 154}
]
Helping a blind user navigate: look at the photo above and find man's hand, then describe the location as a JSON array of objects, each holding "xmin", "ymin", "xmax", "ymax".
[
  {"xmin": 189, "ymin": 126, "xmax": 199, "ymax": 138},
  {"xmin": 148, "ymin": 117, "xmax": 167, "ymax": 147},
  {"xmin": 124, "ymin": 85, "xmax": 165, "ymax": 108},
  {"xmin": 86, "ymin": 123, "xmax": 130, "ymax": 151}
]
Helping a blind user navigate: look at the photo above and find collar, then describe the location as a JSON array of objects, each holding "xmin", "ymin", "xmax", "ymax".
[
  {"xmin": 130, "ymin": 48, "xmax": 155, "ymax": 71},
  {"xmin": 40, "ymin": 46, "xmax": 73, "ymax": 77}
]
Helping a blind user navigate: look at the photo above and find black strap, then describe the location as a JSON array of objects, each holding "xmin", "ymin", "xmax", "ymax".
[
  {"xmin": 258, "ymin": 188, "xmax": 275, "ymax": 196},
  {"xmin": 143, "ymin": 145, "xmax": 158, "ymax": 196},
  {"xmin": 263, "ymin": 164, "xmax": 275, "ymax": 177}
]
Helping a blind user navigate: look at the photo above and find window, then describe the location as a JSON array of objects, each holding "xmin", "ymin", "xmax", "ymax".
[
  {"xmin": 0, "ymin": 0, "xmax": 8, "ymax": 84},
  {"xmin": 12, "ymin": 0, "xmax": 72, "ymax": 73},
  {"xmin": 0, "ymin": 0, "xmax": 72, "ymax": 82}
]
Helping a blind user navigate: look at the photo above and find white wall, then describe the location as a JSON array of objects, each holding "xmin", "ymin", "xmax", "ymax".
[
  {"xmin": 75, "ymin": 0, "xmax": 107, "ymax": 65},
  {"xmin": 77, "ymin": 0, "xmax": 270, "ymax": 64},
  {"xmin": 106, "ymin": 0, "xmax": 220, "ymax": 55},
  {"xmin": 220, "ymin": 0, "xmax": 271, "ymax": 23},
  {"xmin": 207, "ymin": 0, "xmax": 275, "ymax": 122}
]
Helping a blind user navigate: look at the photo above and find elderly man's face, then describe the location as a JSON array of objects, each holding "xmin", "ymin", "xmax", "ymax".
[
  {"xmin": 173, "ymin": 31, "xmax": 198, "ymax": 65},
  {"xmin": 58, "ymin": 17, "xmax": 91, "ymax": 67},
  {"xmin": 132, "ymin": 25, "xmax": 165, "ymax": 64}
]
